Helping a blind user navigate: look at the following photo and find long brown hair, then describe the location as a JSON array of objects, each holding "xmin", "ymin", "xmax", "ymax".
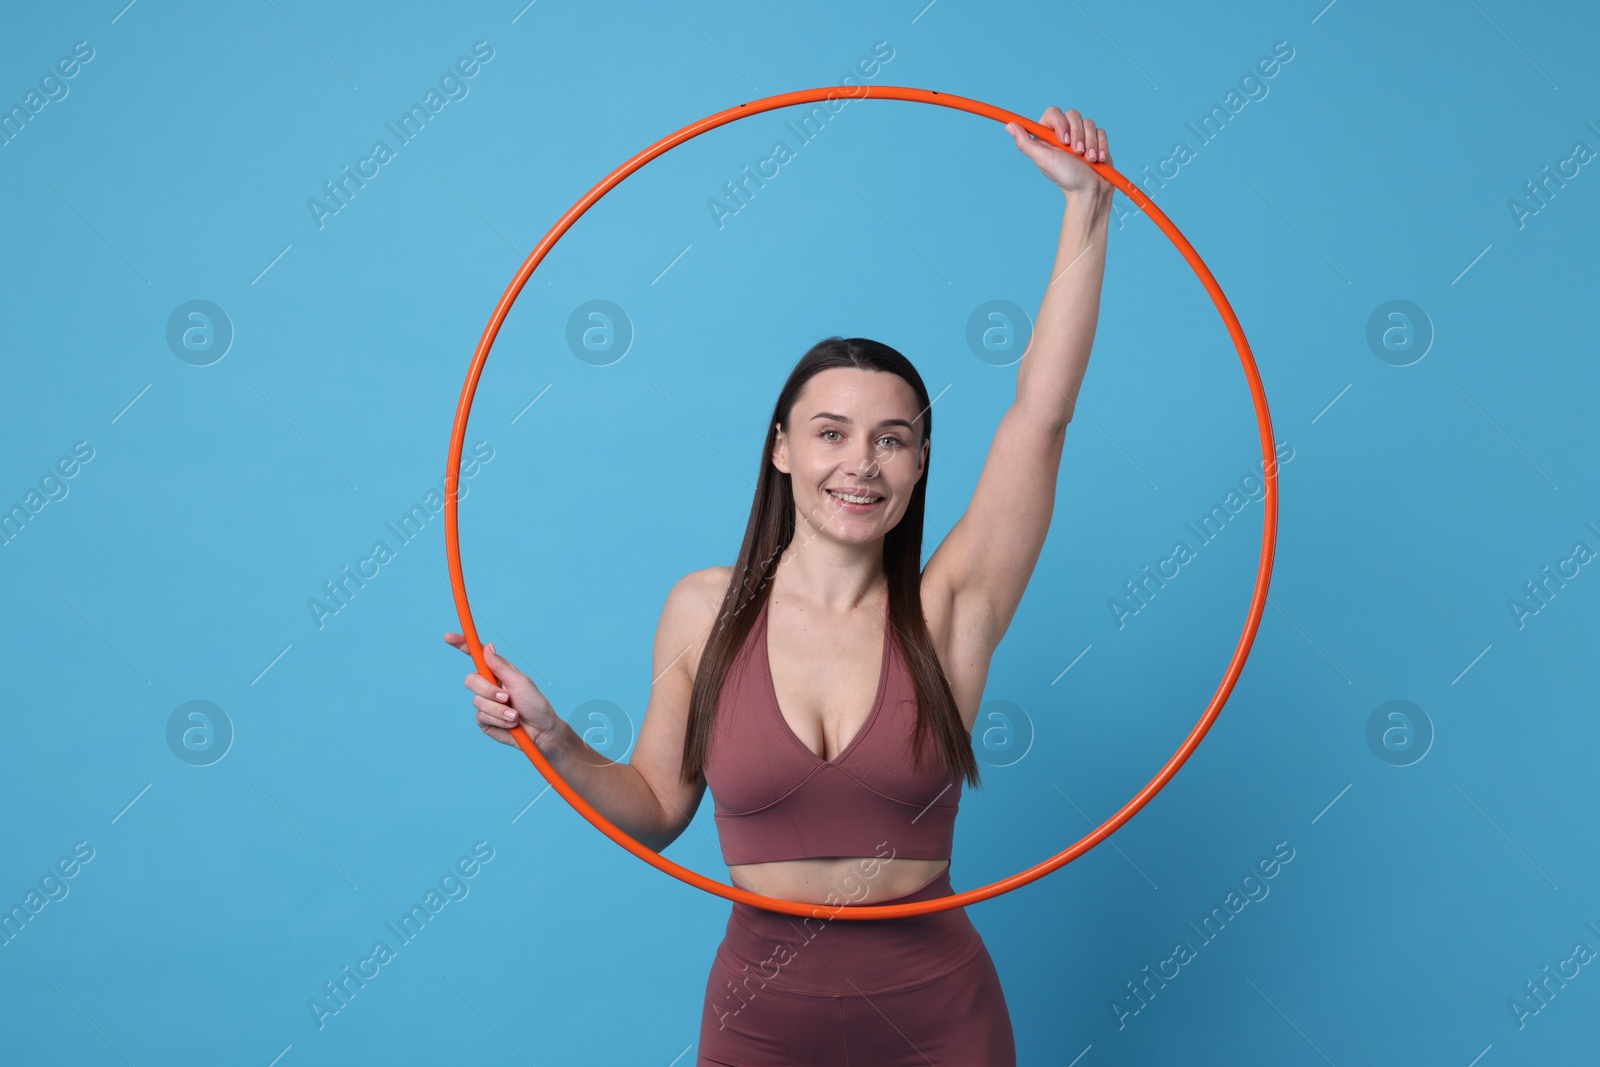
[{"xmin": 679, "ymin": 336, "xmax": 982, "ymax": 790}]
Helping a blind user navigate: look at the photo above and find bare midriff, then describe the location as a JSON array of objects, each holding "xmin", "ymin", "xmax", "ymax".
[{"xmin": 728, "ymin": 855, "xmax": 949, "ymax": 905}]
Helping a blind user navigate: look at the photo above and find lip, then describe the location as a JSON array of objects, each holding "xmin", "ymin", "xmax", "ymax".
[{"xmin": 826, "ymin": 487, "xmax": 884, "ymax": 514}]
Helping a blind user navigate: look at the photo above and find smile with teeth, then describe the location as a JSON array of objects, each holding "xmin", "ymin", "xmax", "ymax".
[{"xmin": 827, "ymin": 488, "xmax": 883, "ymax": 507}]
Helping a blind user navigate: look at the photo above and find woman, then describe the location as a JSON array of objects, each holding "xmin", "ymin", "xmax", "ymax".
[{"xmin": 446, "ymin": 106, "xmax": 1113, "ymax": 1065}]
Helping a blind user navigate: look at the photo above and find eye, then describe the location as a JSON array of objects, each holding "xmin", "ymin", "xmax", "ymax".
[
  {"xmin": 877, "ymin": 435, "xmax": 904, "ymax": 449},
  {"xmin": 819, "ymin": 428, "xmax": 842, "ymax": 442}
]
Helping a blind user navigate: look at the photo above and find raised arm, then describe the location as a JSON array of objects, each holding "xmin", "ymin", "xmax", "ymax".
[{"xmin": 923, "ymin": 107, "xmax": 1113, "ymax": 655}]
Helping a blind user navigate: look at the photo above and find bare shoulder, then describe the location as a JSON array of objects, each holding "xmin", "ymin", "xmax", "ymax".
[
  {"xmin": 664, "ymin": 565, "xmax": 733, "ymax": 687},
  {"xmin": 626, "ymin": 565, "xmax": 733, "ymax": 839}
]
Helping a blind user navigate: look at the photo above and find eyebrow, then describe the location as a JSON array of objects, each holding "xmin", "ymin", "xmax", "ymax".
[{"xmin": 809, "ymin": 411, "xmax": 918, "ymax": 432}]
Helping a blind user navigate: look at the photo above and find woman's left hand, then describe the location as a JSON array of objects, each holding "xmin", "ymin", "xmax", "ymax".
[{"xmin": 1004, "ymin": 106, "xmax": 1112, "ymax": 196}]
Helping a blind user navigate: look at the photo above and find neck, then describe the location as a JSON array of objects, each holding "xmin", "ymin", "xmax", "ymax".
[{"xmin": 774, "ymin": 537, "xmax": 886, "ymax": 614}]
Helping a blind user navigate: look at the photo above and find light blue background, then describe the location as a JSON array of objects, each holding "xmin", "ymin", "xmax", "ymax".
[{"xmin": 2, "ymin": 1, "xmax": 1596, "ymax": 1064}]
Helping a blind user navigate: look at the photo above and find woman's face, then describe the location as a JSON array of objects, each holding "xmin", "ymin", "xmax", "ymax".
[{"xmin": 772, "ymin": 367, "xmax": 928, "ymax": 545}]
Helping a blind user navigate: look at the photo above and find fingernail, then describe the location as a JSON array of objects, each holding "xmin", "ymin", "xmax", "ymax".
[{"xmin": 496, "ymin": 691, "xmax": 508, "ymax": 701}]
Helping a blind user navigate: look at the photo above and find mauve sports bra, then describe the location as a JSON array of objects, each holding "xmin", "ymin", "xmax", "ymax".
[{"xmin": 701, "ymin": 594, "xmax": 961, "ymax": 865}]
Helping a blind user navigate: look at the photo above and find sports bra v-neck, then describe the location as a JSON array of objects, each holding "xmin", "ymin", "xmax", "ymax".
[{"xmin": 701, "ymin": 595, "xmax": 961, "ymax": 865}]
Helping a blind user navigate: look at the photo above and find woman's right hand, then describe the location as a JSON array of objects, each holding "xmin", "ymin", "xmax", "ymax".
[{"xmin": 442, "ymin": 632, "xmax": 564, "ymax": 751}]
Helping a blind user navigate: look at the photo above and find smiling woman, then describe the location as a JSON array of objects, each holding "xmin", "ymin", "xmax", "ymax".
[{"xmin": 445, "ymin": 98, "xmax": 1123, "ymax": 1066}]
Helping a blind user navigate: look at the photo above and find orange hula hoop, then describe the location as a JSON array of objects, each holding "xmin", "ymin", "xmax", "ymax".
[{"xmin": 444, "ymin": 85, "xmax": 1278, "ymax": 919}]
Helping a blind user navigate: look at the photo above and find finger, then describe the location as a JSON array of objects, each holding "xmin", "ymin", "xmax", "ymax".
[
  {"xmin": 1064, "ymin": 108, "xmax": 1085, "ymax": 154},
  {"xmin": 473, "ymin": 697, "xmax": 518, "ymax": 729},
  {"xmin": 1097, "ymin": 127, "xmax": 1109, "ymax": 164},
  {"xmin": 1007, "ymin": 123, "xmax": 1057, "ymax": 167},
  {"xmin": 479, "ymin": 710, "xmax": 520, "ymax": 738},
  {"xmin": 464, "ymin": 673, "xmax": 510, "ymax": 701},
  {"xmin": 476, "ymin": 693, "xmax": 516, "ymax": 718},
  {"xmin": 1082, "ymin": 118, "xmax": 1097, "ymax": 159},
  {"xmin": 443, "ymin": 632, "xmax": 481, "ymax": 658},
  {"xmin": 1040, "ymin": 106, "xmax": 1069, "ymax": 149},
  {"xmin": 474, "ymin": 713, "xmax": 516, "ymax": 744},
  {"xmin": 484, "ymin": 641, "xmax": 525, "ymax": 680}
]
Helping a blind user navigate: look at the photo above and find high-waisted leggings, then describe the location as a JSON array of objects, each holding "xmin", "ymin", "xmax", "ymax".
[{"xmin": 697, "ymin": 865, "xmax": 1015, "ymax": 1066}]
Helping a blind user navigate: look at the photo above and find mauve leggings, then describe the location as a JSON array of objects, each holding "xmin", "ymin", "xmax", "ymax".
[{"xmin": 697, "ymin": 866, "xmax": 1015, "ymax": 1066}]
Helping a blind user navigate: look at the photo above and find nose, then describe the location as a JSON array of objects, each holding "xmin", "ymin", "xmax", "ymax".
[{"xmin": 854, "ymin": 441, "xmax": 882, "ymax": 480}]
